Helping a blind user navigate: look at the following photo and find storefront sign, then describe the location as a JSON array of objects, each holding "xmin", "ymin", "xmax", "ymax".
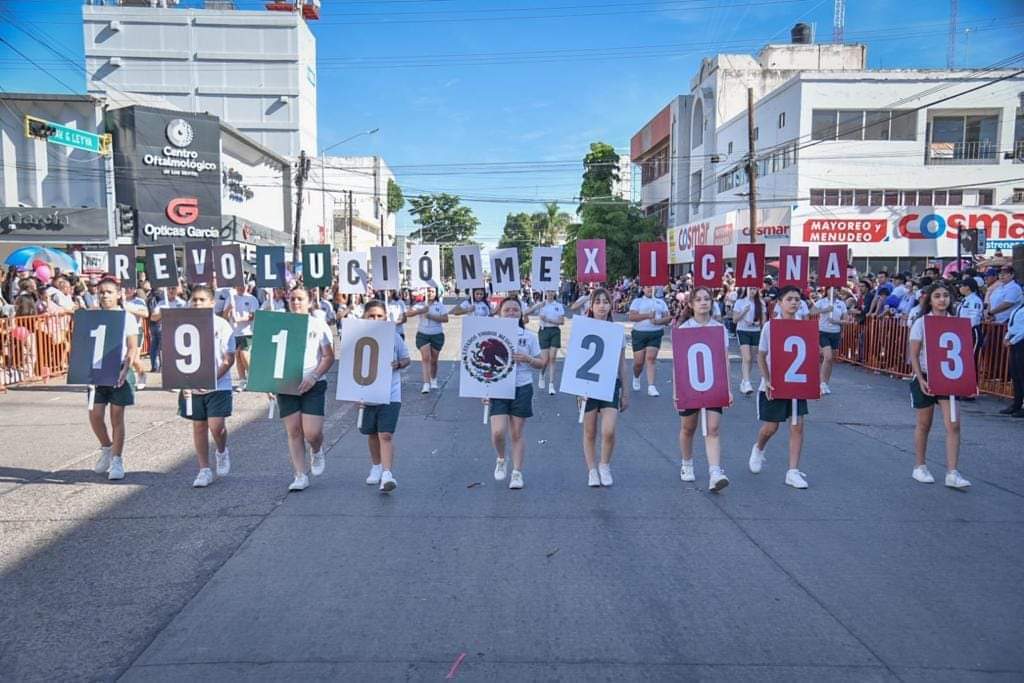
[
  {"xmin": 802, "ymin": 218, "xmax": 888, "ymax": 243},
  {"xmin": 0, "ymin": 207, "xmax": 109, "ymax": 244}
]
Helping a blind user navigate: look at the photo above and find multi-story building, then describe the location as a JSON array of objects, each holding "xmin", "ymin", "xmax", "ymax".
[
  {"xmin": 632, "ymin": 26, "xmax": 1024, "ymax": 273},
  {"xmin": 307, "ymin": 156, "xmax": 398, "ymax": 253},
  {"xmin": 82, "ymin": 0, "xmax": 319, "ymax": 158}
]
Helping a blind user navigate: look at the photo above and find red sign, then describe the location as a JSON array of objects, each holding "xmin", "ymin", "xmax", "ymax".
[
  {"xmin": 734, "ymin": 243, "xmax": 765, "ymax": 288},
  {"xmin": 803, "ymin": 218, "xmax": 887, "ymax": 243},
  {"xmin": 672, "ymin": 325, "xmax": 730, "ymax": 411},
  {"xmin": 898, "ymin": 210, "xmax": 1024, "ymax": 240},
  {"xmin": 778, "ymin": 246, "xmax": 809, "ymax": 289},
  {"xmin": 923, "ymin": 316, "xmax": 978, "ymax": 397},
  {"xmin": 577, "ymin": 239, "xmax": 606, "ymax": 283},
  {"xmin": 166, "ymin": 197, "xmax": 199, "ymax": 225},
  {"xmin": 692, "ymin": 245, "xmax": 723, "ymax": 288},
  {"xmin": 817, "ymin": 245, "xmax": 847, "ymax": 288},
  {"xmin": 638, "ymin": 241, "xmax": 668, "ymax": 286},
  {"xmin": 767, "ymin": 319, "xmax": 820, "ymax": 399}
]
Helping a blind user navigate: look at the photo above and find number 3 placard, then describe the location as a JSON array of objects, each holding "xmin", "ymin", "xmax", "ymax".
[
  {"xmin": 559, "ymin": 315, "xmax": 624, "ymax": 402},
  {"xmin": 336, "ymin": 318, "xmax": 395, "ymax": 404},
  {"xmin": 672, "ymin": 326, "xmax": 729, "ymax": 411},
  {"xmin": 159, "ymin": 308, "xmax": 218, "ymax": 390},
  {"xmin": 68, "ymin": 310, "xmax": 126, "ymax": 386},
  {"xmin": 924, "ymin": 316, "xmax": 977, "ymax": 397},
  {"xmin": 768, "ymin": 319, "xmax": 820, "ymax": 400},
  {"xmin": 246, "ymin": 311, "xmax": 309, "ymax": 395}
]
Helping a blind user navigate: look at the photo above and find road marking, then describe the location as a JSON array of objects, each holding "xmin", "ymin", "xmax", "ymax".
[{"xmin": 446, "ymin": 652, "xmax": 467, "ymax": 679}]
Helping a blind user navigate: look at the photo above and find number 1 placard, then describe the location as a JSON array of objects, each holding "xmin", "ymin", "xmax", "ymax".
[
  {"xmin": 336, "ymin": 318, "xmax": 395, "ymax": 404},
  {"xmin": 672, "ymin": 325, "xmax": 730, "ymax": 411},
  {"xmin": 559, "ymin": 315, "xmax": 623, "ymax": 402},
  {"xmin": 246, "ymin": 310, "xmax": 309, "ymax": 395},
  {"xmin": 924, "ymin": 316, "xmax": 977, "ymax": 397},
  {"xmin": 68, "ymin": 310, "xmax": 126, "ymax": 386},
  {"xmin": 767, "ymin": 319, "xmax": 820, "ymax": 400},
  {"xmin": 159, "ymin": 308, "xmax": 218, "ymax": 390}
]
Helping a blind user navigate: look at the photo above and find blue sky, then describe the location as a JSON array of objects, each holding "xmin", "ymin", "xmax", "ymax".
[{"xmin": 2, "ymin": 0, "xmax": 1023, "ymax": 249}]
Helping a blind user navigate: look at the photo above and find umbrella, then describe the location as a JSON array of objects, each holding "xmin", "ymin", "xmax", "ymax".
[
  {"xmin": 4, "ymin": 246, "xmax": 80, "ymax": 273},
  {"xmin": 942, "ymin": 258, "xmax": 971, "ymax": 278}
]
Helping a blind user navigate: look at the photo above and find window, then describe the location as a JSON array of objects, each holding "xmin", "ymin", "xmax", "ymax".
[
  {"xmin": 840, "ymin": 189, "xmax": 854, "ymax": 206},
  {"xmin": 890, "ymin": 110, "xmax": 917, "ymax": 140},
  {"xmin": 727, "ymin": 141, "xmax": 733, "ymax": 155},
  {"xmin": 824, "ymin": 189, "xmax": 840, "ymax": 206},
  {"xmin": 949, "ymin": 189, "xmax": 963, "ymax": 204},
  {"xmin": 811, "ymin": 109, "xmax": 917, "ymax": 142},
  {"xmin": 978, "ymin": 188, "xmax": 994, "ymax": 205},
  {"xmin": 837, "ymin": 111, "xmax": 863, "ymax": 140},
  {"xmin": 753, "ymin": 127, "xmax": 759, "ymax": 141},
  {"xmin": 855, "ymin": 190, "xmax": 869, "ymax": 206},
  {"xmin": 811, "ymin": 188, "xmax": 825, "ymax": 205},
  {"xmin": 930, "ymin": 114, "xmax": 998, "ymax": 160},
  {"xmin": 901, "ymin": 191, "xmax": 918, "ymax": 205},
  {"xmin": 933, "ymin": 190, "xmax": 948, "ymax": 206},
  {"xmin": 864, "ymin": 111, "xmax": 890, "ymax": 140},
  {"xmin": 1013, "ymin": 188, "xmax": 1024, "ymax": 203},
  {"xmin": 869, "ymin": 190, "xmax": 884, "ymax": 206},
  {"xmin": 778, "ymin": 112, "xmax": 786, "ymax": 128},
  {"xmin": 691, "ymin": 170, "xmax": 703, "ymax": 209},
  {"xmin": 691, "ymin": 99, "xmax": 704, "ymax": 149},
  {"xmin": 884, "ymin": 190, "xmax": 899, "ymax": 205},
  {"xmin": 917, "ymin": 190, "xmax": 933, "ymax": 206},
  {"xmin": 811, "ymin": 110, "xmax": 837, "ymax": 140}
]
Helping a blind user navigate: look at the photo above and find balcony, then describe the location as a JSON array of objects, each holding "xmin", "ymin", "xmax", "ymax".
[
  {"xmin": 925, "ymin": 140, "xmax": 999, "ymax": 165},
  {"xmin": 1013, "ymin": 140, "xmax": 1024, "ymax": 163}
]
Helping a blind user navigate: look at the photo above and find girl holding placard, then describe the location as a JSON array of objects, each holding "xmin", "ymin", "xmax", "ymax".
[
  {"xmin": 678, "ymin": 287, "xmax": 732, "ymax": 492},
  {"xmin": 182, "ymin": 285, "xmax": 236, "ymax": 488},
  {"xmin": 487, "ymin": 297, "xmax": 544, "ymax": 490},
  {"xmin": 449, "ymin": 288, "xmax": 493, "ymax": 318},
  {"xmin": 360, "ymin": 301, "xmax": 411, "ymax": 493},
  {"xmin": 279, "ymin": 287, "xmax": 336, "ymax": 492},
  {"xmin": 732, "ymin": 288, "xmax": 764, "ymax": 395},
  {"xmin": 405, "ymin": 287, "xmax": 448, "ymax": 394},
  {"xmin": 526, "ymin": 290, "xmax": 566, "ymax": 396},
  {"xmin": 89, "ymin": 278, "xmax": 140, "ymax": 481},
  {"xmin": 908, "ymin": 283, "xmax": 971, "ymax": 490},
  {"xmin": 579, "ymin": 288, "xmax": 629, "ymax": 487}
]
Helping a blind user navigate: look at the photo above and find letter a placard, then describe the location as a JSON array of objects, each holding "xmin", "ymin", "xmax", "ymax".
[
  {"xmin": 778, "ymin": 246, "xmax": 809, "ymax": 289},
  {"xmin": 336, "ymin": 318, "xmax": 395, "ymax": 405},
  {"xmin": 734, "ymin": 243, "xmax": 765, "ymax": 288},
  {"xmin": 576, "ymin": 239, "xmax": 606, "ymax": 283},
  {"xmin": 638, "ymin": 242, "xmax": 668, "ymax": 286},
  {"xmin": 693, "ymin": 245, "xmax": 724, "ymax": 288},
  {"xmin": 817, "ymin": 245, "xmax": 847, "ymax": 289}
]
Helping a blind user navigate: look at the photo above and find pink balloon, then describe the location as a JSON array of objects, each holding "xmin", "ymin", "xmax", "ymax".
[
  {"xmin": 12, "ymin": 326, "xmax": 30, "ymax": 342},
  {"xmin": 34, "ymin": 264, "xmax": 52, "ymax": 283}
]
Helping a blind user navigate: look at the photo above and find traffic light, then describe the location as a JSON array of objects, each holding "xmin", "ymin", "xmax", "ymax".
[
  {"xmin": 117, "ymin": 204, "xmax": 136, "ymax": 237},
  {"xmin": 25, "ymin": 116, "xmax": 57, "ymax": 140}
]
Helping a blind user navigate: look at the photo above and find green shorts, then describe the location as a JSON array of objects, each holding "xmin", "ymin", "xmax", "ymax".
[
  {"xmin": 359, "ymin": 402, "xmax": 401, "ymax": 435},
  {"xmin": 93, "ymin": 371, "xmax": 136, "ymax": 407},
  {"xmin": 819, "ymin": 331, "xmax": 841, "ymax": 350},
  {"xmin": 277, "ymin": 379, "xmax": 328, "ymax": 418},
  {"xmin": 178, "ymin": 390, "xmax": 233, "ymax": 421},
  {"xmin": 490, "ymin": 384, "xmax": 534, "ymax": 419},
  {"xmin": 631, "ymin": 329, "xmax": 664, "ymax": 352},
  {"xmin": 910, "ymin": 376, "xmax": 949, "ymax": 409},
  {"xmin": 679, "ymin": 406, "xmax": 724, "ymax": 417},
  {"xmin": 585, "ymin": 379, "xmax": 621, "ymax": 412},
  {"xmin": 235, "ymin": 335, "xmax": 252, "ymax": 351},
  {"xmin": 737, "ymin": 330, "xmax": 761, "ymax": 347},
  {"xmin": 757, "ymin": 391, "xmax": 808, "ymax": 423},
  {"xmin": 538, "ymin": 326, "xmax": 562, "ymax": 350},
  {"xmin": 415, "ymin": 332, "xmax": 445, "ymax": 352}
]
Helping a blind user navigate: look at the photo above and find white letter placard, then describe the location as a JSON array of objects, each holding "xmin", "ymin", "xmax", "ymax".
[
  {"xmin": 452, "ymin": 245, "xmax": 485, "ymax": 290},
  {"xmin": 337, "ymin": 251, "xmax": 370, "ymax": 294},
  {"xmin": 559, "ymin": 315, "xmax": 624, "ymax": 402},
  {"xmin": 459, "ymin": 315, "xmax": 519, "ymax": 400},
  {"xmin": 489, "ymin": 247, "xmax": 521, "ymax": 293},
  {"xmin": 409, "ymin": 244, "xmax": 442, "ymax": 289},
  {"xmin": 371, "ymin": 246, "xmax": 400, "ymax": 291},
  {"xmin": 336, "ymin": 318, "xmax": 395, "ymax": 405},
  {"xmin": 531, "ymin": 246, "xmax": 562, "ymax": 292}
]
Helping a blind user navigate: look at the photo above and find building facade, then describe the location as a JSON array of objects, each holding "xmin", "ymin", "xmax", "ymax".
[{"xmin": 307, "ymin": 155, "xmax": 398, "ymax": 253}]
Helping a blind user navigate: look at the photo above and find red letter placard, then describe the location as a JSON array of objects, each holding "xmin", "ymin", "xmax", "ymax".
[
  {"xmin": 923, "ymin": 316, "xmax": 978, "ymax": 397},
  {"xmin": 734, "ymin": 243, "xmax": 765, "ymax": 288},
  {"xmin": 693, "ymin": 245, "xmax": 723, "ymax": 288},
  {"xmin": 768, "ymin": 319, "xmax": 820, "ymax": 399},
  {"xmin": 577, "ymin": 239, "xmax": 606, "ymax": 283},
  {"xmin": 672, "ymin": 325, "xmax": 730, "ymax": 411},
  {"xmin": 778, "ymin": 246, "xmax": 809, "ymax": 289},
  {"xmin": 638, "ymin": 241, "xmax": 668, "ymax": 286},
  {"xmin": 817, "ymin": 245, "xmax": 847, "ymax": 289}
]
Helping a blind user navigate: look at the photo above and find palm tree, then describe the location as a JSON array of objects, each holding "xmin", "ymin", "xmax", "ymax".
[{"xmin": 538, "ymin": 201, "xmax": 572, "ymax": 246}]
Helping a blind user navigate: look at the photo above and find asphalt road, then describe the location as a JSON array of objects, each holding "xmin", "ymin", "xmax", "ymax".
[{"xmin": 1, "ymin": 313, "xmax": 1022, "ymax": 681}]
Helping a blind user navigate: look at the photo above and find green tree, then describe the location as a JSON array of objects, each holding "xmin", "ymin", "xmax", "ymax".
[
  {"xmin": 387, "ymin": 178, "xmax": 405, "ymax": 214},
  {"xmin": 535, "ymin": 201, "xmax": 572, "ymax": 246},
  {"xmin": 580, "ymin": 142, "xmax": 619, "ymax": 201},
  {"xmin": 498, "ymin": 212, "xmax": 538, "ymax": 277},
  {"xmin": 408, "ymin": 193, "xmax": 480, "ymax": 275}
]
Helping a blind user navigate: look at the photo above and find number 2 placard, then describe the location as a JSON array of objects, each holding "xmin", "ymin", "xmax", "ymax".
[
  {"xmin": 336, "ymin": 318, "xmax": 395, "ymax": 404},
  {"xmin": 924, "ymin": 316, "xmax": 977, "ymax": 397},
  {"xmin": 159, "ymin": 308, "xmax": 218, "ymax": 390},
  {"xmin": 768, "ymin": 319, "xmax": 820, "ymax": 400},
  {"xmin": 246, "ymin": 310, "xmax": 309, "ymax": 395},
  {"xmin": 559, "ymin": 315, "xmax": 623, "ymax": 402},
  {"xmin": 672, "ymin": 326, "xmax": 729, "ymax": 411},
  {"xmin": 68, "ymin": 310, "xmax": 126, "ymax": 386}
]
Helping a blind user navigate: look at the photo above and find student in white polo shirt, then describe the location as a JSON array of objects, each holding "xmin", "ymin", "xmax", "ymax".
[
  {"xmin": 813, "ymin": 289, "xmax": 848, "ymax": 395},
  {"xmin": 223, "ymin": 284, "xmax": 259, "ymax": 392},
  {"xmin": 627, "ymin": 285, "xmax": 671, "ymax": 396},
  {"xmin": 526, "ymin": 290, "xmax": 566, "ymax": 396}
]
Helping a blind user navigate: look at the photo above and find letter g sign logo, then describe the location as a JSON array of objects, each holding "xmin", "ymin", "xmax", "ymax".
[{"xmin": 166, "ymin": 197, "xmax": 199, "ymax": 225}]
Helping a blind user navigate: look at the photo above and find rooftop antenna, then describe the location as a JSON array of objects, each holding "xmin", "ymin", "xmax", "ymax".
[
  {"xmin": 946, "ymin": 0, "xmax": 958, "ymax": 68},
  {"xmin": 832, "ymin": 0, "xmax": 845, "ymax": 44}
]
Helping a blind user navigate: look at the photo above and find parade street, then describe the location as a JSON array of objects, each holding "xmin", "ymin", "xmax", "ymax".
[{"xmin": 2, "ymin": 314, "xmax": 1022, "ymax": 682}]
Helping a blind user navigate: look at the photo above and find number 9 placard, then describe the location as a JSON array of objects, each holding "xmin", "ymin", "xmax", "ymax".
[
  {"xmin": 335, "ymin": 318, "xmax": 395, "ymax": 404},
  {"xmin": 768, "ymin": 319, "xmax": 820, "ymax": 399},
  {"xmin": 68, "ymin": 310, "xmax": 126, "ymax": 386},
  {"xmin": 671, "ymin": 325, "xmax": 729, "ymax": 411},
  {"xmin": 924, "ymin": 316, "xmax": 977, "ymax": 397},
  {"xmin": 559, "ymin": 315, "xmax": 624, "ymax": 402},
  {"xmin": 246, "ymin": 310, "xmax": 309, "ymax": 395},
  {"xmin": 159, "ymin": 308, "xmax": 218, "ymax": 390}
]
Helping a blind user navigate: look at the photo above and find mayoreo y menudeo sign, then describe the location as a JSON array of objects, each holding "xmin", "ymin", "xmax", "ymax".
[{"xmin": 802, "ymin": 218, "xmax": 888, "ymax": 243}]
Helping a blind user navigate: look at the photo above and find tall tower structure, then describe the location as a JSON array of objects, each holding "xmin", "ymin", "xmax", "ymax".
[
  {"xmin": 82, "ymin": 0, "xmax": 319, "ymax": 158},
  {"xmin": 832, "ymin": 0, "xmax": 845, "ymax": 44},
  {"xmin": 947, "ymin": 0, "xmax": 958, "ymax": 69}
]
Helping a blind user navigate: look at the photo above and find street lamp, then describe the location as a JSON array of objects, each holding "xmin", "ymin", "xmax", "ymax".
[{"xmin": 320, "ymin": 127, "xmax": 380, "ymax": 250}]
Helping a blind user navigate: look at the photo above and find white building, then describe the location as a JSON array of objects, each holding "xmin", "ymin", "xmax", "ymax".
[
  {"xmin": 612, "ymin": 154, "xmax": 634, "ymax": 201},
  {"xmin": 305, "ymin": 156, "xmax": 398, "ymax": 253},
  {"xmin": 632, "ymin": 27, "xmax": 1024, "ymax": 273},
  {"xmin": 82, "ymin": 0, "xmax": 319, "ymax": 158}
]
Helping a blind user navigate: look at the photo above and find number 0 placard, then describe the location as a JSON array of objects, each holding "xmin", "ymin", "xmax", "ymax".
[
  {"xmin": 924, "ymin": 316, "xmax": 977, "ymax": 397},
  {"xmin": 767, "ymin": 319, "xmax": 820, "ymax": 400},
  {"xmin": 159, "ymin": 308, "xmax": 218, "ymax": 390},
  {"xmin": 246, "ymin": 310, "xmax": 309, "ymax": 395},
  {"xmin": 68, "ymin": 310, "xmax": 126, "ymax": 386},
  {"xmin": 672, "ymin": 325, "xmax": 729, "ymax": 411},
  {"xmin": 336, "ymin": 318, "xmax": 395, "ymax": 404},
  {"xmin": 559, "ymin": 315, "xmax": 623, "ymax": 402}
]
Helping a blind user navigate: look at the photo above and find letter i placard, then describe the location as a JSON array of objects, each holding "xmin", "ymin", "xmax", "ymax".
[{"xmin": 246, "ymin": 311, "xmax": 309, "ymax": 395}]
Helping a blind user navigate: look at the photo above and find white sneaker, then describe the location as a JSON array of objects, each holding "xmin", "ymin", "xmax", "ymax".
[
  {"xmin": 631, "ymin": 376, "xmax": 641, "ymax": 392},
  {"xmin": 588, "ymin": 469, "xmax": 600, "ymax": 487},
  {"xmin": 288, "ymin": 473, "xmax": 309, "ymax": 491},
  {"xmin": 647, "ymin": 385, "xmax": 660, "ymax": 397},
  {"xmin": 740, "ymin": 379, "xmax": 753, "ymax": 395},
  {"xmin": 430, "ymin": 378, "xmax": 439, "ymax": 390},
  {"xmin": 107, "ymin": 456, "xmax": 125, "ymax": 481},
  {"xmin": 509, "ymin": 470, "xmax": 524, "ymax": 489},
  {"xmin": 494, "ymin": 458, "xmax": 507, "ymax": 481},
  {"xmin": 538, "ymin": 376, "xmax": 546, "ymax": 390},
  {"xmin": 709, "ymin": 468, "xmax": 730, "ymax": 492},
  {"xmin": 598, "ymin": 464, "xmax": 613, "ymax": 486},
  {"xmin": 215, "ymin": 450, "xmax": 230, "ymax": 477},
  {"xmin": 912, "ymin": 465, "xmax": 935, "ymax": 484},
  {"xmin": 945, "ymin": 470, "xmax": 971, "ymax": 490},
  {"xmin": 380, "ymin": 470, "xmax": 397, "ymax": 493},
  {"xmin": 421, "ymin": 382, "xmax": 430, "ymax": 394},
  {"xmin": 310, "ymin": 450, "xmax": 325, "ymax": 477},
  {"xmin": 680, "ymin": 461, "xmax": 695, "ymax": 482},
  {"xmin": 548, "ymin": 384, "xmax": 556, "ymax": 396},
  {"xmin": 193, "ymin": 468, "xmax": 214, "ymax": 488},
  {"xmin": 136, "ymin": 372, "xmax": 147, "ymax": 390},
  {"xmin": 785, "ymin": 469, "xmax": 808, "ymax": 489},
  {"xmin": 748, "ymin": 445, "xmax": 766, "ymax": 474},
  {"xmin": 93, "ymin": 447, "xmax": 112, "ymax": 474},
  {"xmin": 366, "ymin": 464, "xmax": 382, "ymax": 485},
  {"xmin": 820, "ymin": 382, "xmax": 832, "ymax": 395}
]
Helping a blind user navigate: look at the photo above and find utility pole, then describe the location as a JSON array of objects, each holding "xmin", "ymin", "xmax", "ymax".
[
  {"xmin": 745, "ymin": 88, "xmax": 758, "ymax": 244},
  {"xmin": 946, "ymin": 0, "xmax": 958, "ymax": 69},
  {"xmin": 347, "ymin": 189, "xmax": 354, "ymax": 250},
  {"xmin": 380, "ymin": 211, "xmax": 385, "ymax": 246},
  {"xmin": 293, "ymin": 150, "xmax": 310, "ymax": 263}
]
